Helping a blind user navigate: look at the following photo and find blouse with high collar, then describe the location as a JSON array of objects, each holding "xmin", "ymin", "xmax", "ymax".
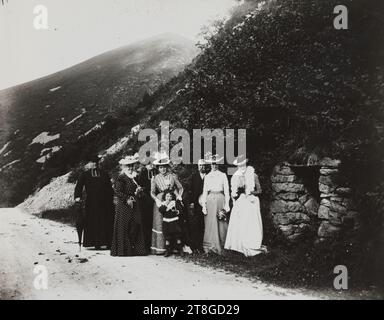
[
  {"xmin": 231, "ymin": 166, "xmax": 262, "ymax": 197},
  {"xmin": 151, "ymin": 172, "xmax": 183, "ymax": 194},
  {"xmin": 202, "ymin": 170, "xmax": 230, "ymax": 209},
  {"xmin": 204, "ymin": 170, "xmax": 228, "ymax": 191}
]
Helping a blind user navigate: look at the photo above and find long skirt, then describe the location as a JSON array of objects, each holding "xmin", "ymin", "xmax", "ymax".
[
  {"xmin": 151, "ymin": 193, "xmax": 166, "ymax": 255},
  {"xmin": 203, "ymin": 192, "xmax": 228, "ymax": 255},
  {"xmin": 111, "ymin": 200, "xmax": 146, "ymax": 257},
  {"xmin": 225, "ymin": 194, "xmax": 263, "ymax": 257}
]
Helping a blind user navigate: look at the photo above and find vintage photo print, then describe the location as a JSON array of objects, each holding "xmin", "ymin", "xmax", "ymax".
[{"xmin": 0, "ymin": 0, "xmax": 383, "ymax": 304}]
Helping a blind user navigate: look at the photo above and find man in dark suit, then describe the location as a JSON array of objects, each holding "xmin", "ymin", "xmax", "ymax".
[
  {"xmin": 137, "ymin": 162, "xmax": 157, "ymax": 253},
  {"xmin": 188, "ymin": 159, "xmax": 208, "ymax": 254},
  {"xmin": 74, "ymin": 154, "xmax": 114, "ymax": 249}
]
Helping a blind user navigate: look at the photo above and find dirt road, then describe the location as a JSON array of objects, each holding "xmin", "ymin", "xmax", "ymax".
[{"xmin": 0, "ymin": 208, "xmax": 322, "ymax": 300}]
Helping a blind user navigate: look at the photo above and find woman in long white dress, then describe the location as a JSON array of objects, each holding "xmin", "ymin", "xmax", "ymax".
[
  {"xmin": 225, "ymin": 155, "xmax": 263, "ymax": 257},
  {"xmin": 201, "ymin": 154, "xmax": 230, "ymax": 255}
]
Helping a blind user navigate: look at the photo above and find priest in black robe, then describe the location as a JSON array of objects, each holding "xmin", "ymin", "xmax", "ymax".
[
  {"xmin": 137, "ymin": 163, "xmax": 157, "ymax": 253},
  {"xmin": 74, "ymin": 155, "xmax": 114, "ymax": 249},
  {"xmin": 187, "ymin": 159, "xmax": 208, "ymax": 254}
]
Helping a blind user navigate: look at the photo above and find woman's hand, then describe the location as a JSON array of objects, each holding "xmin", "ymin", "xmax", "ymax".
[
  {"xmin": 167, "ymin": 200, "xmax": 176, "ymax": 210},
  {"xmin": 202, "ymin": 206, "xmax": 207, "ymax": 215},
  {"xmin": 224, "ymin": 204, "xmax": 230, "ymax": 212},
  {"xmin": 135, "ymin": 186, "xmax": 143, "ymax": 196},
  {"xmin": 127, "ymin": 199, "xmax": 134, "ymax": 208},
  {"xmin": 247, "ymin": 194, "xmax": 258, "ymax": 203}
]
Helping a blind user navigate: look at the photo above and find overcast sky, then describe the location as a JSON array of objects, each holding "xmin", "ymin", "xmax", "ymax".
[{"xmin": 0, "ymin": 0, "xmax": 238, "ymax": 90}]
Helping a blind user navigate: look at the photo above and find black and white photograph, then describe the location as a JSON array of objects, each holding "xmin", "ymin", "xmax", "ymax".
[{"xmin": 0, "ymin": 0, "xmax": 383, "ymax": 304}]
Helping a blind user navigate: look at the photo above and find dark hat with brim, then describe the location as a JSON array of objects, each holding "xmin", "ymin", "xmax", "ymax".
[{"xmin": 89, "ymin": 154, "xmax": 102, "ymax": 163}]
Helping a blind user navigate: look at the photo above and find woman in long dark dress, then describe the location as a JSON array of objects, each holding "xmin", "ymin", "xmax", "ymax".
[{"xmin": 111, "ymin": 154, "xmax": 146, "ymax": 257}]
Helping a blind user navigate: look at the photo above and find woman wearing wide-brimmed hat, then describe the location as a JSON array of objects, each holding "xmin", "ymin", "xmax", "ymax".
[
  {"xmin": 150, "ymin": 153, "xmax": 184, "ymax": 255},
  {"xmin": 224, "ymin": 154, "xmax": 264, "ymax": 257},
  {"xmin": 111, "ymin": 154, "xmax": 147, "ymax": 256},
  {"xmin": 201, "ymin": 153, "xmax": 230, "ymax": 255}
]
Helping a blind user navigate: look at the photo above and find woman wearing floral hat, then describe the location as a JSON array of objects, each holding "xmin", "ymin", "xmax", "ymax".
[
  {"xmin": 111, "ymin": 154, "xmax": 147, "ymax": 257},
  {"xmin": 201, "ymin": 154, "xmax": 230, "ymax": 255},
  {"xmin": 150, "ymin": 153, "xmax": 184, "ymax": 255},
  {"xmin": 224, "ymin": 154, "xmax": 264, "ymax": 257}
]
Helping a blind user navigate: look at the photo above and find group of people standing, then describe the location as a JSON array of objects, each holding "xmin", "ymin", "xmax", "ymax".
[{"xmin": 74, "ymin": 152, "xmax": 264, "ymax": 258}]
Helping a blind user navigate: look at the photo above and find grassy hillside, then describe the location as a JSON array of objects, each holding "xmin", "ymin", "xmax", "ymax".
[{"xmin": 0, "ymin": 33, "xmax": 198, "ymax": 205}]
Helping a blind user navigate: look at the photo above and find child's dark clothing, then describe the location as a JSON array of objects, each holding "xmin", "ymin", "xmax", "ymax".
[{"xmin": 159, "ymin": 200, "xmax": 183, "ymax": 255}]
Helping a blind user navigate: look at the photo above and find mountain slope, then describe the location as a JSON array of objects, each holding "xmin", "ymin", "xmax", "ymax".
[{"xmin": 0, "ymin": 33, "xmax": 198, "ymax": 205}]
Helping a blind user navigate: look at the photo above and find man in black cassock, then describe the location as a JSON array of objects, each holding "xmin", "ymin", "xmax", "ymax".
[
  {"xmin": 137, "ymin": 163, "xmax": 157, "ymax": 253},
  {"xmin": 74, "ymin": 154, "xmax": 114, "ymax": 249},
  {"xmin": 188, "ymin": 159, "xmax": 208, "ymax": 254}
]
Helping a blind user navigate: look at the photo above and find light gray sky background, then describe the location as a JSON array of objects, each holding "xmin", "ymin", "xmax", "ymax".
[{"xmin": 0, "ymin": 0, "xmax": 238, "ymax": 90}]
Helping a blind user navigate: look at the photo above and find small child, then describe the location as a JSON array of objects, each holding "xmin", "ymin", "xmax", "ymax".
[{"xmin": 159, "ymin": 190, "xmax": 184, "ymax": 257}]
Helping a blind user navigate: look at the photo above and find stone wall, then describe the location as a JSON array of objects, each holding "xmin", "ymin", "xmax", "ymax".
[
  {"xmin": 317, "ymin": 158, "xmax": 360, "ymax": 240},
  {"xmin": 270, "ymin": 158, "xmax": 359, "ymax": 241},
  {"xmin": 270, "ymin": 163, "xmax": 316, "ymax": 241}
]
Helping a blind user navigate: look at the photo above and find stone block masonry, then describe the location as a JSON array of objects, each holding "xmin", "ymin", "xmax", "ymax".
[{"xmin": 270, "ymin": 158, "xmax": 359, "ymax": 241}]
